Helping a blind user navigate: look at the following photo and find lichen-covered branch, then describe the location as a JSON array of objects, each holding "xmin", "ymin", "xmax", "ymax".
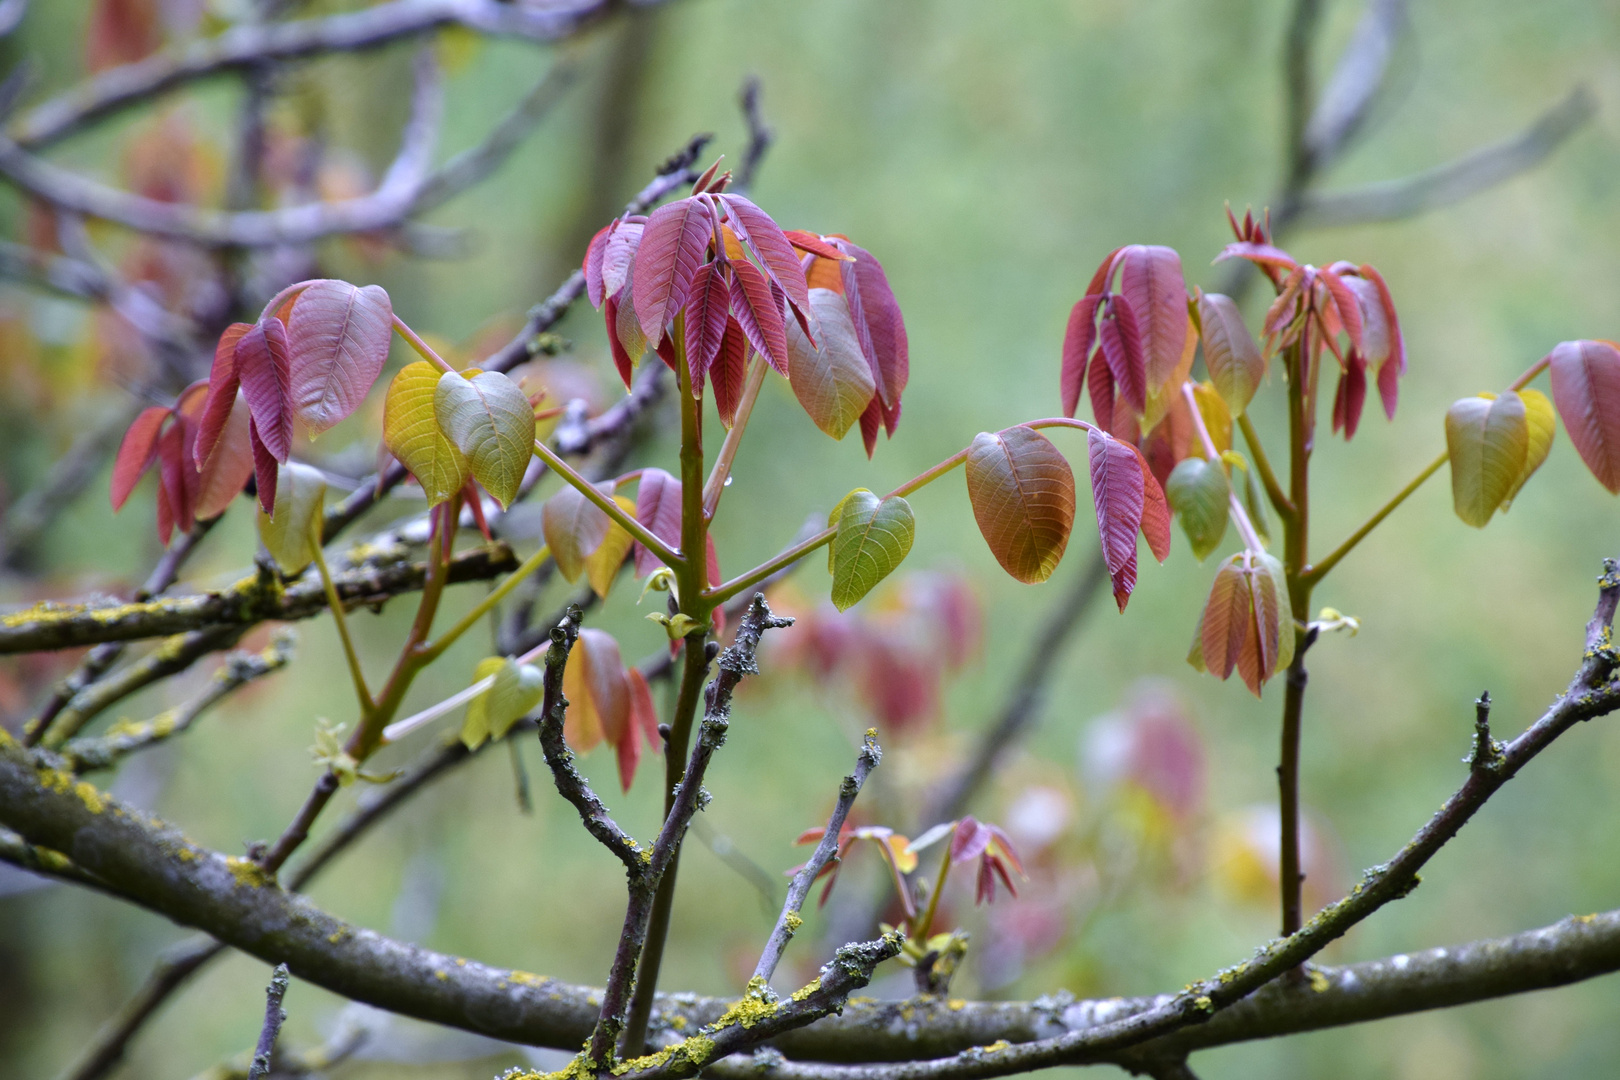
[
  {"xmin": 756, "ymin": 731, "xmax": 881, "ymax": 985},
  {"xmin": 247, "ymin": 964, "xmax": 290, "ymax": 1080}
]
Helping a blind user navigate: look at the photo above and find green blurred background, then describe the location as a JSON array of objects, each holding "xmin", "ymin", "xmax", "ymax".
[{"xmin": 3, "ymin": 1, "xmax": 1620, "ymax": 1078}]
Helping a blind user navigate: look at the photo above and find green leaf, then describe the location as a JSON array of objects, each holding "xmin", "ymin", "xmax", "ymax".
[
  {"xmin": 383, "ymin": 361, "xmax": 469, "ymax": 506},
  {"xmin": 965, "ymin": 427, "xmax": 1076, "ymax": 584},
  {"xmin": 1501, "ymin": 387, "xmax": 1556, "ymax": 510},
  {"xmin": 1165, "ymin": 457, "xmax": 1229, "ymax": 561},
  {"xmin": 787, "ymin": 289, "xmax": 877, "ymax": 440},
  {"xmin": 460, "ymin": 656, "xmax": 505, "ymax": 750},
  {"xmin": 1240, "ymin": 457, "xmax": 1271, "ymax": 546},
  {"xmin": 434, "ymin": 369, "xmax": 536, "ymax": 509},
  {"xmin": 257, "ymin": 461, "xmax": 326, "ymax": 574},
  {"xmin": 1445, "ymin": 393, "xmax": 1529, "ymax": 527},
  {"xmin": 542, "ymin": 481, "xmax": 613, "ymax": 583},
  {"xmin": 463, "ymin": 657, "xmax": 544, "ymax": 750},
  {"xmin": 828, "ymin": 489, "xmax": 916, "ymax": 610}
]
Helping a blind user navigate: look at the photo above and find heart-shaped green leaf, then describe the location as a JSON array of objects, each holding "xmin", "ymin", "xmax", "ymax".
[
  {"xmin": 257, "ymin": 461, "xmax": 327, "ymax": 574},
  {"xmin": 1165, "ymin": 457, "xmax": 1230, "ymax": 561},
  {"xmin": 1446, "ymin": 392, "xmax": 1528, "ymax": 527},
  {"xmin": 827, "ymin": 488, "xmax": 915, "ymax": 611},
  {"xmin": 434, "ymin": 369, "xmax": 536, "ymax": 509},
  {"xmin": 463, "ymin": 657, "xmax": 545, "ymax": 749},
  {"xmin": 384, "ymin": 361, "xmax": 469, "ymax": 506}
]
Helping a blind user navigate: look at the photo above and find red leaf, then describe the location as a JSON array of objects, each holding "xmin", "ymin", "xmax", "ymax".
[
  {"xmin": 1088, "ymin": 346, "xmax": 1116, "ymax": 434},
  {"xmin": 1061, "ymin": 295, "xmax": 1100, "ymax": 418},
  {"xmin": 584, "ymin": 222, "xmax": 612, "ymax": 308},
  {"xmin": 721, "ymin": 195, "xmax": 811, "ymax": 321},
  {"xmin": 605, "ymin": 293, "xmax": 635, "ymax": 391},
  {"xmin": 155, "ymin": 469, "xmax": 174, "ymax": 546},
  {"xmin": 86, "ymin": 0, "xmax": 162, "ymax": 73},
  {"xmin": 682, "ymin": 262, "xmax": 731, "ymax": 392},
  {"xmin": 1087, "ymin": 429, "xmax": 1146, "ymax": 611},
  {"xmin": 1137, "ymin": 447, "xmax": 1172, "ymax": 562},
  {"xmin": 837, "ymin": 241, "xmax": 909, "ymax": 413},
  {"xmin": 194, "ymin": 322, "xmax": 251, "ymax": 467},
  {"xmin": 287, "ymin": 281, "xmax": 393, "ymax": 435},
  {"xmin": 1214, "ymin": 242, "xmax": 1299, "ymax": 271},
  {"xmin": 784, "ymin": 230, "xmax": 851, "ymax": 262},
  {"xmin": 633, "ymin": 467, "xmax": 682, "ymax": 576},
  {"xmin": 859, "ymin": 397, "xmax": 882, "ymax": 459},
  {"xmin": 1360, "ymin": 264, "xmax": 1405, "ymax": 418},
  {"xmin": 1548, "ymin": 339, "xmax": 1620, "ymax": 493},
  {"xmin": 729, "ymin": 258, "xmax": 791, "ymax": 375},
  {"xmin": 1119, "ymin": 245, "xmax": 1188, "ymax": 391},
  {"xmin": 111, "ymin": 406, "xmax": 169, "ymax": 511},
  {"xmin": 156, "ymin": 419, "xmax": 194, "ymax": 539},
  {"xmin": 654, "ymin": 334, "xmax": 679, "ymax": 374},
  {"xmin": 602, "ymin": 218, "xmax": 645, "ymax": 303},
  {"xmin": 712, "ymin": 318, "xmax": 749, "ymax": 426},
  {"xmin": 632, "ymin": 197, "xmax": 713, "ymax": 346},
  {"xmin": 1331, "ymin": 354, "xmax": 1367, "ymax": 439},
  {"xmin": 1099, "ymin": 295, "xmax": 1146, "ymax": 415},
  {"xmin": 1085, "ymin": 247, "xmax": 1125, "ymax": 297},
  {"xmin": 236, "ymin": 317, "xmax": 294, "ymax": 462},
  {"xmin": 194, "ymin": 395, "xmax": 254, "ymax": 520},
  {"xmin": 628, "ymin": 667, "xmax": 661, "ymax": 750},
  {"xmin": 1317, "ymin": 265, "xmax": 1364, "ymax": 355},
  {"xmin": 249, "ymin": 420, "xmax": 277, "ymax": 514}
]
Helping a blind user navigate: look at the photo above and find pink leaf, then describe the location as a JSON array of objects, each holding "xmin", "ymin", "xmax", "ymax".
[
  {"xmin": 1119, "ymin": 245, "xmax": 1188, "ymax": 391},
  {"xmin": 683, "ymin": 262, "xmax": 731, "ymax": 392},
  {"xmin": 1137, "ymin": 446, "xmax": 1172, "ymax": 562},
  {"xmin": 632, "ymin": 197, "xmax": 713, "ymax": 346},
  {"xmin": 633, "ymin": 467, "xmax": 682, "ymax": 576},
  {"xmin": 1087, "ymin": 429, "xmax": 1146, "ymax": 611},
  {"xmin": 1088, "ymin": 346, "xmax": 1116, "ymax": 434},
  {"xmin": 287, "ymin": 280, "xmax": 393, "ymax": 435},
  {"xmin": 729, "ymin": 258, "xmax": 790, "ymax": 375},
  {"xmin": 249, "ymin": 419, "xmax": 277, "ymax": 514},
  {"xmin": 601, "ymin": 217, "xmax": 644, "ymax": 303},
  {"xmin": 1061, "ymin": 294, "xmax": 1100, "ymax": 418},
  {"xmin": 583, "ymin": 222, "xmax": 612, "ymax": 308},
  {"xmin": 1214, "ymin": 242, "xmax": 1299, "ymax": 271},
  {"xmin": 236, "ymin": 317, "xmax": 294, "ymax": 462},
  {"xmin": 194, "ymin": 322, "xmax": 250, "ymax": 467},
  {"xmin": 712, "ymin": 317, "xmax": 749, "ymax": 426},
  {"xmin": 1098, "ymin": 295, "xmax": 1146, "ymax": 415},
  {"xmin": 837, "ymin": 240, "xmax": 909, "ymax": 411},
  {"xmin": 1548, "ymin": 339, "xmax": 1620, "ymax": 493}
]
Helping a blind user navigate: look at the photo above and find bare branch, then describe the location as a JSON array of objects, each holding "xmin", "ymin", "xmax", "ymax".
[
  {"xmin": 733, "ymin": 76, "xmax": 774, "ymax": 196},
  {"xmin": 247, "ymin": 964, "xmax": 290, "ymax": 1080},
  {"xmin": 755, "ymin": 730, "xmax": 881, "ymax": 986},
  {"xmin": 1301, "ymin": 0, "xmax": 1407, "ymax": 168},
  {"xmin": 1296, "ymin": 85, "xmax": 1596, "ymax": 227}
]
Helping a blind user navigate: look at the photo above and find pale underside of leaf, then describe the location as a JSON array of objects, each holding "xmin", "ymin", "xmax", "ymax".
[
  {"xmin": 288, "ymin": 280, "xmax": 393, "ymax": 435},
  {"xmin": 434, "ymin": 369, "xmax": 536, "ymax": 509}
]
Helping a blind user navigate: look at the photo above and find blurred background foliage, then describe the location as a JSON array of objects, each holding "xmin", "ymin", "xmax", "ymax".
[{"xmin": 2, "ymin": 1, "xmax": 1620, "ymax": 1078}]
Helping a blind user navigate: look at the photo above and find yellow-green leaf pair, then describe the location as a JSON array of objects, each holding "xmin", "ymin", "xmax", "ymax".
[
  {"xmin": 461, "ymin": 656, "xmax": 545, "ymax": 750},
  {"xmin": 827, "ymin": 488, "xmax": 915, "ymax": 610},
  {"xmin": 381, "ymin": 362, "xmax": 537, "ymax": 509},
  {"xmin": 1445, "ymin": 389, "xmax": 1554, "ymax": 528},
  {"xmin": 257, "ymin": 461, "xmax": 327, "ymax": 574}
]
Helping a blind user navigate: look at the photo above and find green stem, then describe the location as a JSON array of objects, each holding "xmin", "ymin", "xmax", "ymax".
[
  {"xmin": 1237, "ymin": 412, "xmax": 1296, "ymax": 520},
  {"xmin": 308, "ymin": 517, "xmax": 373, "ymax": 714},
  {"xmin": 914, "ymin": 837, "xmax": 953, "ymax": 942},
  {"xmin": 392, "ymin": 315, "xmax": 456, "ymax": 374},
  {"xmin": 1302, "ymin": 451, "xmax": 1446, "ymax": 587},
  {"xmin": 701, "ymin": 351, "xmax": 766, "ymax": 519},
  {"xmin": 417, "ymin": 545, "xmax": 552, "ymax": 664},
  {"xmin": 532, "ymin": 439, "xmax": 683, "ymax": 568},
  {"xmin": 1183, "ymin": 383, "xmax": 1264, "ymax": 552}
]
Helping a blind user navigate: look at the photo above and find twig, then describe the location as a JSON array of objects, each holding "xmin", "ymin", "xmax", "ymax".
[
  {"xmin": 247, "ymin": 963, "xmax": 290, "ymax": 1080},
  {"xmin": 754, "ymin": 730, "xmax": 881, "ymax": 985},
  {"xmin": 60, "ymin": 631, "xmax": 295, "ymax": 773},
  {"xmin": 733, "ymin": 76, "xmax": 774, "ymax": 196},
  {"xmin": 1299, "ymin": 0, "xmax": 1406, "ymax": 166}
]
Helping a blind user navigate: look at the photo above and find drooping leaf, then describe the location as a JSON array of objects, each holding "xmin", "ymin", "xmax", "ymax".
[
  {"xmin": 729, "ymin": 258, "xmax": 791, "ymax": 375},
  {"xmin": 584, "ymin": 223, "xmax": 613, "ymax": 308},
  {"xmin": 1061, "ymin": 294, "xmax": 1100, "ymax": 419},
  {"xmin": 1191, "ymin": 382, "xmax": 1232, "ymax": 457},
  {"xmin": 1502, "ymin": 387, "xmax": 1556, "ymax": 509},
  {"xmin": 712, "ymin": 318, "xmax": 749, "ymax": 427},
  {"xmin": 607, "ymin": 288, "xmax": 644, "ymax": 390},
  {"xmin": 1119, "ymin": 245, "xmax": 1188, "ymax": 391},
  {"xmin": 257, "ymin": 461, "xmax": 327, "ymax": 574},
  {"xmin": 486, "ymin": 658, "xmax": 545, "ymax": 744},
  {"xmin": 1548, "ymin": 339, "xmax": 1620, "ymax": 493},
  {"xmin": 602, "ymin": 217, "xmax": 644, "ymax": 303},
  {"xmin": 632, "ymin": 197, "xmax": 713, "ymax": 345},
  {"xmin": 542, "ymin": 481, "xmax": 613, "ymax": 583},
  {"xmin": 1087, "ymin": 429, "xmax": 1146, "ymax": 609},
  {"xmin": 1258, "ymin": 550, "xmax": 1294, "ymax": 675},
  {"xmin": 720, "ymin": 194, "xmax": 811, "ymax": 323},
  {"xmin": 965, "ymin": 427, "xmax": 1075, "ymax": 585},
  {"xmin": 434, "ymin": 369, "xmax": 536, "ymax": 508},
  {"xmin": 194, "ymin": 322, "xmax": 251, "ymax": 467},
  {"xmin": 286, "ymin": 280, "xmax": 393, "ymax": 435},
  {"xmin": 683, "ymin": 262, "xmax": 731, "ymax": 390},
  {"xmin": 1166, "ymin": 457, "xmax": 1230, "ymax": 561},
  {"xmin": 186, "ymin": 391, "xmax": 254, "ymax": 520},
  {"xmin": 1330, "ymin": 354, "xmax": 1368, "ymax": 439},
  {"xmin": 1200, "ymin": 554, "xmax": 1257, "ymax": 694},
  {"xmin": 460, "ymin": 656, "xmax": 505, "ymax": 750},
  {"xmin": 249, "ymin": 420, "xmax": 277, "ymax": 513},
  {"xmin": 619, "ymin": 665, "xmax": 660, "ymax": 792},
  {"xmin": 155, "ymin": 417, "xmax": 194, "ymax": 542},
  {"xmin": 827, "ymin": 489, "xmax": 916, "ymax": 611},
  {"xmin": 584, "ymin": 494, "xmax": 638, "ymax": 599},
  {"xmin": 383, "ymin": 360, "xmax": 469, "ymax": 506},
  {"xmin": 1137, "ymin": 448, "xmax": 1172, "ymax": 562},
  {"xmin": 562, "ymin": 628, "xmax": 630, "ymax": 752},
  {"xmin": 111, "ymin": 406, "xmax": 169, "ymax": 511},
  {"xmin": 1087, "ymin": 345, "xmax": 1116, "ymax": 434},
  {"xmin": 837, "ymin": 240, "xmax": 909, "ymax": 413},
  {"xmin": 1445, "ymin": 393, "xmax": 1529, "ymax": 527},
  {"xmin": 1359, "ymin": 264, "xmax": 1406, "ymax": 419},
  {"xmin": 1098, "ymin": 295, "xmax": 1146, "ymax": 415},
  {"xmin": 787, "ymin": 288, "xmax": 877, "ymax": 440},
  {"xmin": 1198, "ymin": 292, "xmax": 1263, "ymax": 415},
  {"xmin": 784, "ymin": 230, "xmax": 851, "ymax": 262},
  {"xmin": 632, "ymin": 467, "xmax": 682, "ymax": 577},
  {"xmin": 236, "ymin": 317, "xmax": 294, "ymax": 462}
]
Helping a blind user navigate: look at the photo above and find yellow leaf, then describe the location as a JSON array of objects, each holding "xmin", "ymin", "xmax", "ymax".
[
  {"xmin": 460, "ymin": 656, "xmax": 506, "ymax": 750},
  {"xmin": 584, "ymin": 495, "xmax": 637, "ymax": 599},
  {"xmin": 1501, "ymin": 387, "xmax": 1556, "ymax": 510},
  {"xmin": 383, "ymin": 361, "xmax": 469, "ymax": 506}
]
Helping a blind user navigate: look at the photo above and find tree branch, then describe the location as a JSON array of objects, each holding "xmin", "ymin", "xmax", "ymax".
[{"xmin": 246, "ymin": 964, "xmax": 290, "ymax": 1080}]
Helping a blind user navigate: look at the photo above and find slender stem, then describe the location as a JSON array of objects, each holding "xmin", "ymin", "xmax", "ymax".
[
  {"xmin": 702, "ymin": 351, "xmax": 767, "ymax": 518},
  {"xmin": 1182, "ymin": 383, "xmax": 1265, "ymax": 553},
  {"xmin": 1302, "ymin": 451, "xmax": 1446, "ymax": 586},
  {"xmin": 915, "ymin": 837, "xmax": 954, "ymax": 943},
  {"xmin": 418, "ymin": 544, "xmax": 551, "ymax": 664},
  {"xmin": 1237, "ymin": 412, "xmax": 1295, "ymax": 520},
  {"xmin": 1278, "ymin": 339, "xmax": 1312, "ymax": 940},
  {"xmin": 246, "ymin": 963, "xmax": 290, "ymax": 1080},
  {"xmin": 309, "ymin": 518, "xmax": 373, "ymax": 713},
  {"xmin": 392, "ymin": 314, "xmax": 455, "ymax": 373},
  {"xmin": 532, "ymin": 439, "xmax": 683, "ymax": 568}
]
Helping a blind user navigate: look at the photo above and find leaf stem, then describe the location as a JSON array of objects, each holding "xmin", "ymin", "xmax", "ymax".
[
  {"xmin": 1302, "ymin": 450, "xmax": 1447, "ymax": 587},
  {"xmin": 308, "ymin": 517, "xmax": 373, "ymax": 714},
  {"xmin": 1279, "ymin": 338, "xmax": 1312, "ymax": 941},
  {"xmin": 1182, "ymin": 382, "xmax": 1266, "ymax": 553},
  {"xmin": 914, "ymin": 831, "xmax": 954, "ymax": 942},
  {"xmin": 702, "ymin": 351, "xmax": 766, "ymax": 518},
  {"xmin": 392, "ymin": 314, "xmax": 456, "ymax": 374},
  {"xmin": 417, "ymin": 545, "xmax": 552, "ymax": 664},
  {"xmin": 1237, "ymin": 412, "xmax": 1296, "ymax": 520},
  {"xmin": 532, "ymin": 439, "xmax": 683, "ymax": 569}
]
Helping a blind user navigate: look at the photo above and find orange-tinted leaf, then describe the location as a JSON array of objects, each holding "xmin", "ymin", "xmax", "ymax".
[
  {"xmin": 563, "ymin": 628, "xmax": 630, "ymax": 752},
  {"xmin": 111, "ymin": 406, "xmax": 168, "ymax": 511},
  {"xmin": 191, "ymin": 393, "xmax": 253, "ymax": 520},
  {"xmin": 784, "ymin": 230, "xmax": 850, "ymax": 262},
  {"xmin": 632, "ymin": 197, "xmax": 713, "ymax": 346},
  {"xmin": 966, "ymin": 426, "xmax": 1075, "ymax": 585},
  {"xmin": 1138, "ymin": 447, "xmax": 1172, "ymax": 562},
  {"xmin": 584, "ymin": 494, "xmax": 637, "ymax": 599},
  {"xmin": 1119, "ymin": 245, "xmax": 1188, "ymax": 391},
  {"xmin": 1548, "ymin": 339, "xmax": 1620, "ymax": 493},
  {"xmin": 195, "ymin": 322, "xmax": 251, "ymax": 467},
  {"xmin": 1087, "ymin": 429, "xmax": 1146, "ymax": 610}
]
